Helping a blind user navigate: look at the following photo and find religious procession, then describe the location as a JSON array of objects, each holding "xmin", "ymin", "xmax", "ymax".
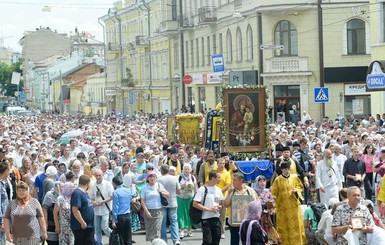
[{"xmin": 0, "ymin": 86, "xmax": 384, "ymax": 245}]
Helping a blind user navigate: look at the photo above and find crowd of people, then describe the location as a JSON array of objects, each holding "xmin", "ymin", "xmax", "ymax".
[{"xmin": 0, "ymin": 111, "xmax": 385, "ymax": 245}]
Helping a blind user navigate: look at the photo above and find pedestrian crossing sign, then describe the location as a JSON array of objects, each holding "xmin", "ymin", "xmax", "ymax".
[{"xmin": 314, "ymin": 87, "xmax": 329, "ymax": 103}]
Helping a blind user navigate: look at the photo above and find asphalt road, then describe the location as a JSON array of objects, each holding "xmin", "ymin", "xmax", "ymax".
[
  {"xmin": 5, "ymin": 229, "xmax": 231, "ymax": 245},
  {"xmin": 105, "ymin": 229, "xmax": 231, "ymax": 245}
]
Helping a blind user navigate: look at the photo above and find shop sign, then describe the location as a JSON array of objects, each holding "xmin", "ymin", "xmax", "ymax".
[{"xmin": 344, "ymin": 84, "xmax": 369, "ymax": 96}]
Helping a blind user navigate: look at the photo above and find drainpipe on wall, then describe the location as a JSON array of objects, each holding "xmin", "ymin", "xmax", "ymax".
[
  {"xmin": 97, "ymin": 17, "xmax": 107, "ymax": 116},
  {"xmin": 318, "ymin": 0, "xmax": 325, "ymax": 119}
]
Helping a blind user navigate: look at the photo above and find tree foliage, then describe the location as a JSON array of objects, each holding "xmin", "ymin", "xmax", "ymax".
[{"xmin": 0, "ymin": 60, "xmax": 22, "ymax": 96}]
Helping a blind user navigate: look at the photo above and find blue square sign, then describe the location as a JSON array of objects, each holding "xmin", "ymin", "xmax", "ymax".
[
  {"xmin": 212, "ymin": 54, "xmax": 224, "ymax": 73},
  {"xmin": 314, "ymin": 87, "xmax": 329, "ymax": 103}
]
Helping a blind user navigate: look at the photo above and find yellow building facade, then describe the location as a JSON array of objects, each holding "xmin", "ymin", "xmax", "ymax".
[
  {"xmin": 100, "ymin": 0, "xmax": 374, "ymax": 120},
  {"xmin": 102, "ymin": 0, "xmax": 173, "ymax": 115},
  {"xmin": 369, "ymin": 1, "xmax": 385, "ymax": 114},
  {"xmin": 161, "ymin": 0, "xmax": 372, "ymax": 122}
]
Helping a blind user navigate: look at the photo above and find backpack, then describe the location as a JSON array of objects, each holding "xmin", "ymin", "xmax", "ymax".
[
  {"xmin": 179, "ymin": 175, "xmax": 196, "ymax": 184},
  {"xmin": 311, "ymin": 203, "xmax": 327, "ymax": 223}
]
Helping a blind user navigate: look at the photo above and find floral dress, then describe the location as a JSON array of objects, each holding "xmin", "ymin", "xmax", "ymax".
[
  {"xmin": 56, "ymin": 195, "xmax": 74, "ymax": 245},
  {"xmin": 131, "ymin": 184, "xmax": 141, "ymax": 232}
]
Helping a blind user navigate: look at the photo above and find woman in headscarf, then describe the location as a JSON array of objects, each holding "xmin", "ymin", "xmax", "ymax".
[
  {"xmin": 42, "ymin": 181, "xmax": 63, "ymax": 245},
  {"xmin": 176, "ymin": 163, "xmax": 197, "ymax": 238},
  {"xmin": 4, "ymin": 181, "xmax": 47, "ymax": 244},
  {"xmin": 239, "ymin": 200, "xmax": 268, "ymax": 245},
  {"xmin": 54, "ymin": 182, "xmax": 75, "ymax": 245},
  {"xmin": 123, "ymin": 172, "xmax": 141, "ymax": 232},
  {"xmin": 252, "ymin": 175, "xmax": 273, "ymax": 206},
  {"xmin": 116, "ymin": 162, "xmax": 130, "ymax": 181}
]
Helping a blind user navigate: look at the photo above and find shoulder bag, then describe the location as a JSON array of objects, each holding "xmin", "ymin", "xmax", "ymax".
[
  {"xmin": 189, "ymin": 186, "xmax": 208, "ymax": 224},
  {"xmin": 158, "ymin": 183, "xmax": 169, "ymax": 206}
]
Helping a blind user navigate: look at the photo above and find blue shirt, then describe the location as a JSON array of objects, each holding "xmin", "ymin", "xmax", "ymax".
[
  {"xmin": 112, "ymin": 185, "xmax": 132, "ymax": 223},
  {"xmin": 140, "ymin": 183, "xmax": 165, "ymax": 210},
  {"xmin": 70, "ymin": 188, "xmax": 94, "ymax": 230},
  {"xmin": 34, "ymin": 173, "xmax": 47, "ymax": 203}
]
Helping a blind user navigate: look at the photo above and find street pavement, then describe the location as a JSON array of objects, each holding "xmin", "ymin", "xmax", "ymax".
[
  {"xmin": 6, "ymin": 228, "xmax": 231, "ymax": 245},
  {"xmin": 104, "ymin": 229, "xmax": 231, "ymax": 245}
]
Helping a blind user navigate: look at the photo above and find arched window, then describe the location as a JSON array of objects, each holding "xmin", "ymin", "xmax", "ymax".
[
  {"xmin": 226, "ymin": 29, "xmax": 233, "ymax": 63},
  {"xmin": 274, "ymin": 20, "xmax": 298, "ymax": 56},
  {"xmin": 236, "ymin": 27, "xmax": 243, "ymax": 62},
  {"xmin": 246, "ymin": 25, "xmax": 253, "ymax": 60},
  {"xmin": 347, "ymin": 19, "xmax": 366, "ymax": 54}
]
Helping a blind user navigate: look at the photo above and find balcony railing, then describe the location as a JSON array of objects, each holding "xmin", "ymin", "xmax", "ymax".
[
  {"xmin": 264, "ymin": 56, "xmax": 309, "ymax": 73},
  {"xmin": 198, "ymin": 6, "xmax": 217, "ymax": 23}
]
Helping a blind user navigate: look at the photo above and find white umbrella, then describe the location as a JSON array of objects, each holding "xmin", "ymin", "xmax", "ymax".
[{"xmin": 60, "ymin": 129, "xmax": 83, "ymax": 138}]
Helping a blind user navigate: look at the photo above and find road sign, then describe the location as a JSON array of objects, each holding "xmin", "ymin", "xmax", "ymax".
[
  {"xmin": 260, "ymin": 45, "xmax": 284, "ymax": 50},
  {"xmin": 314, "ymin": 87, "xmax": 329, "ymax": 103},
  {"xmin": 183, "ymin": 74, "xmax": 193, "ymax": 84},
  {"xmin": 212, "ymin": 54, "xmax": 225, "ymax": 72}
]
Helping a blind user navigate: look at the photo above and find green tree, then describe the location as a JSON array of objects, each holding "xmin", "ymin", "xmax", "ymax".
[
  {"xmin": 0, "ymin": 60, "xmax": 22, "ymax": 96},
  {"xmin": 121, "ymin": 67, "xmax": 134, "ymax": 87}
]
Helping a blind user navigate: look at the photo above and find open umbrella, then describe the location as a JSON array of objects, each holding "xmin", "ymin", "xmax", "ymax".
[
  {"xmin": 60, "ymin": 129, "xmax": 83, "ymax": 138},
  {"xmin": 55, "ymin": 137, "xmax": 71, "ymax": 145}
]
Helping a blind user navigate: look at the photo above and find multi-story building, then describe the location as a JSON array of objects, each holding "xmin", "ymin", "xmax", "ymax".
[
  {"xmin": 19, "ymin": 27, "xmax": 105, "ymax": 109},
  {"xmin": 27, "ymin": 52, "xmax": 84, "ymax": 110},
  {"xmin": 19, "ymin": 27, "xmax": 73, "ymax": 103},
  {"xmin": 369, "ymin": 0, "xmax": 385, "ymax": 115},
  {"xmin": 98, "ymin": 0, "xmax": 376, "ymax": 120},
  {"xmin": 81, "ymin": 72, "xmax": 107, "ymax": 115},
  {"xmin": 158, "ymin": 0, "xmax": 371, "ymax": 122},
  {"xmin": 101, "ymin": 0, "xmax": 173, "ymax": 115}
]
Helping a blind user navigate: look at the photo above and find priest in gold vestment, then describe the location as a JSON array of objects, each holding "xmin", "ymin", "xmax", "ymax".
[{"xmin": 271, "ymin": 160, "xmax": 306, "ymax": 245}]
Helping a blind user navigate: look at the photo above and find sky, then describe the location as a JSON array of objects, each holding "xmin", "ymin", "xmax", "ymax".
[{"xmin": 0, "ymin": 0, "xmax": 116, "ymax": 52}]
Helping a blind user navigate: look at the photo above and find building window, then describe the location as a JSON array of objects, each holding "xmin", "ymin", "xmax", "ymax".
[
  {"xmin": 246, "ymin": 25, "xmax": 253, "ymax": 60},
  {"xmin": 172, "ymin": 0, "xmax": 177, "ymax": 20},
  {"xmin": 382, "ymin": 3, "xmax": 385, "ymax": 42},
  {"xmin": 196, "ymin": 39, "xmax": 199, "ymax": 67},
  {"xmin": 190, "ymin": 40, "xmax": 194, "ymax": 67},
  {"xmin": 207, "ymin": 36, "xmax": 211, "ymax": 66},
  {"xmin": 345, "ymin": 95, "xmax": 371, "ymax": 118},
  {"xmin": 219, "ymin": 33, "xmax": 223, "ymax": 54},
  {"xmin": 347, "ymin": 19, "xmax": 366, "ymax": 54},
  {"xmin": 274, "ymin": 20, "xmax": 298, "ymax": 56},
  {"xmin": 213, "ymin": 34, "xmax": 217, "ymax": 54},
  {"xmin": 201, "ymin": 37, "xmax": 205, "ymax": 66},
  {"xmin": 173, "ymin": 42, "xmax": 179, "ymax": 69},
  {"xmin": 236, "ymin": 27, "xmax": 243, "ymax": 62},
  {"xmin": 226, "ymin": 29, "xmax": 233, "ymax": 62},
  {"xmin": 185, "ymin": 41, "xmax": 189, "ymax": 67}
]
